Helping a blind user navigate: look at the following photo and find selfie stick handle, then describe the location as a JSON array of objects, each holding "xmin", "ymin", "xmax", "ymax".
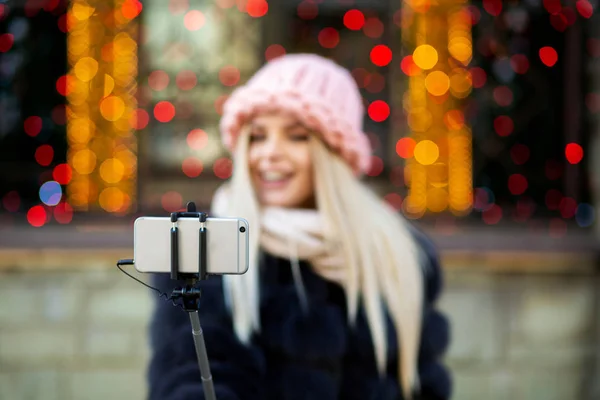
[{"xmin": 169, "ymin": 202, "xmax": 217, "ymax": 400}]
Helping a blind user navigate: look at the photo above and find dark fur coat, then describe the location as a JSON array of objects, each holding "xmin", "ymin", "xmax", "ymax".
[{"xmin": 146, "ymin": 226, "xmax": 452, "ymax": 400}]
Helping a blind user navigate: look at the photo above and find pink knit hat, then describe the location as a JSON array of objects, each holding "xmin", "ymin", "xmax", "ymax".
[{"xmin": 219, "ymin": 53, "xmax": 372, "ymax": 175}]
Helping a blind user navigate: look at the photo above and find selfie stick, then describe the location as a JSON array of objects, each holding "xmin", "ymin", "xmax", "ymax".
[{"xmin": 168, "ymin": 201, "xmax": 217, "ymax": 400}]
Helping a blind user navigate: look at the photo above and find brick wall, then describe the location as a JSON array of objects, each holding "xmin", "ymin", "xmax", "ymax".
[{"xmin": 0, "ymin": 264, "xmax": 598, "ymax": 400}]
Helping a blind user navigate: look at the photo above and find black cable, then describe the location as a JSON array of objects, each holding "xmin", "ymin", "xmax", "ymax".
[{"xmin": 116, "ymin": 259, "xmax": 185, "ymax": 311}]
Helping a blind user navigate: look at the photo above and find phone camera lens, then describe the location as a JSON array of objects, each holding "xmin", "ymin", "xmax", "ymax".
[{"xmin": 239, "ymin": 226, "xmax": 246, "ymax": 233}]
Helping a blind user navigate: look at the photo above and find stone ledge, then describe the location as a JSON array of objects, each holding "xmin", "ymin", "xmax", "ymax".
[{"xmin": 0, "ymin": 247, "xmax": 596, "ymax": 274}]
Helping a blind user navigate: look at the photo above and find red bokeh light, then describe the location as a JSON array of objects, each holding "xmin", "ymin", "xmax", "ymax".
[
  {"xmin": 576, "ymin": 0, "xmax": 593, "ymax": 19},
  {"xmin": 365, "ymin": 73, "xmax": 385, "ymax": 93},
  {"xmin": 219, "ymin": 65, "xmax": 241, "ymax": 86},
  {"xmin": 368, "ymin": 100, "xmax": 390, "ymax": 122},
  {"xmin": 176, "ymin": 70, "xmax": 197, "ymax": 91},
  {"xmin": 550, "ymin": 13, "xmax": 568, "ymax": 32},
  {"xmin": 24, "ymin": 116, "xmax": 43, "ymax": 137},
  {"xmin": 539, "ymin": 46, "xmax": 558, "ymax": 67},
  {"xmin": 400, "ymin": 56, "xmax": 420, "ymax": 77},
  {"xmin": 54, "ymin": 202, "xmax": 74, "ymax": 224},
  {"xmin": 482, "ymin": 204, "xmax": 502, "ymax": 224},
  {"xmin": 508, "ymin": 174, "xmax": 528, "ymax": 195},
  {"xmin": 148, "ymin": 70, "xmax": 170, "ymax": 91},
  {"xmin": 184, "ymin": 10, "xmax": 205, "ymax": 30},
  {"xmin": 56, "ymin": 75, "xmax": 74, "ymax": 96},
  {"xmin": 543, "ymin": 0, "xmax": 562, "ymax": 14},
  {"xmin": 187, "ymin": 129, "xmax": 209, "ymax": 150},
  {"xmin": 470, "ymin": 67, "xmax": 487, "ymax": 88},
  {"xmin": 565, "ymin": 143, "xmax": 584, "ymax": 164},
  {"xmin": 514, "ymin": 197, "xmax": 536, "ymax": 222},
  {"xmin": 27, "ymin": 205, "xmax": 47, "ymax": 228},
  {"xmin": 154, "ymin": 101, "xmax": 176, "ymax": 123},
  {"xmin": 396, "ymin": 137, "xmax": 416, "ymax": 159},
  {"xmin": 213, "ymin": 158, "xmax": 233, "ymax": 179},
  {"xmin": 130, "ymin": 108, "xmax": 150, "ymax": 130},
  {"xmin": 559, "ymin": 197, "xmax": 577, "ymax": 219},
  {"xmin": 182, "ymin": 158, "xmax": 204, "ymax": 178},
  {"xmin": 53, "ymin": 164, "xmax": 72, "ymax": 185},
  {"xmin": 510, "ymin": 54, "xmax": 529, "ymax": 74},
  {"xmin": 482, "ymin": 0, "xmax": 502, "ymax": 16},
  {"xmin": 121, "ymin": 0, "xmax": 143, "ymax": 19},
  {"xmin": 161, "ymin": 191, "xmax": 183, "ymax": 212},
  {"xmin": 344, "ymin": 9, "xmax": 365, "ymax": 30},
  {"xmin": 297, "ymin": 1, "xmax": 318, "ymax": 20},
  {"xmin": 265, "ymin": 44, "xmax": 286, "ymax": 61},
  {"xmin": 367, "ymin": 156, "xmax": 384, "ymax": 177},
  {"xmin": 384, "ymin": 193, "xmax": 403, "ymax": 211},
  {"xmin": 0, "ymin": 33, "xmax": 14, "ymax": 53},
  {"xmin": 370, "ymin": 45, "xmax": 392, "ymax": 67},
  {"xmin": 510, "ymin": 144, "xmax": 530, "ymax": 165},
  {"xmin": 247, "ymin": 0, "xmax": 268, "ymax": 18},
  {"xmin": 35, "ymin": 145, "xmax": 54, "ymax": 167},
  {"xmin": 363, "ymin": 17, "xmax": 384, "ymax": 38},
  {"xmin": 318, "ymin": 28, "xmax": 339, "ymax": 49},
  {"xmin": 468, "ymin": 5, "xmax": 481, "ymax": 24},
  {"xmin": 351, "ymin": 68, "xmax": 369, "ymax": 88},
  {"xmin": 2, "ymin": 191, "xmax": 20, "ymax": 213},
  {"xmin": 493, "ymin": 115, "xmax": 514, "ymax": 137},
  {"xmin": 493, "ymin": 86, "xmax": 513, "ymax": 107}
]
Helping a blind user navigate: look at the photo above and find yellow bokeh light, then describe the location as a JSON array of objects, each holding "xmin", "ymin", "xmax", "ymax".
[
  {"xmin": 428, "ymin": 162, "xmax": 449, "ymax": 188},
  {"xmin": 67, "ymin": 118, "xmax": 95, "ymax": 144},
  {"xmin": 413, "ymin": 45, "xmax": 438, "ymax": 70},
  {"xmin": 449, "ymin": 68, "xmax": 472, "ymax": 98},
  {"xmin": 74, "ymin": 57, "xmax": 99, "ymax": 82},
  {"xmin": 407, "ymin": 108, "xmax": 433, "ymax": 132},
  {"xmin": 448, "ymin": 37, "xmax": 472, "ymax": 65},
  {"xmin": 427, "ymin": 188, "xmax": 449, "ymax": 212},
  {"xmin": 99, "ymin": 158, "xmax": 126, "ymax": 184},
  {"xmin": 425, "ymin": 70, "xmax": 450, "ymax": 96},
  {"xmin": 72, "ymin": 148, "xmax": 97, "ymax": 175},
  {"xmin": 67, "ymin": 178, "xmax": 97, "ymax": 207},
  {"xmin": 100, "ymin": 96, "xmax": 125, "ymax": 121},
  {"xmin": 413, "ymin": 140, "xmax": 439, "ymax": 165},
  {"xmin": 72, "ymin": 3, "xmax": 95, "ymax": 20},
  {"xmin": 104, "ymin": 74, "xmax": 115, "ymax": 97},
  {"xmin": 99, "ymin": 187, "xmax": 125, "ymax": 212}
]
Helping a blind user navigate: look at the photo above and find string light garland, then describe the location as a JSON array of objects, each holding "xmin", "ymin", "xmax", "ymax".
[
  {"xmin": 66, "ymin": 0, "xmax": 140, "ymax": 213},
  {"xmin": 400, "ymin": 0, "xmax": 473, "ymax": 218}
]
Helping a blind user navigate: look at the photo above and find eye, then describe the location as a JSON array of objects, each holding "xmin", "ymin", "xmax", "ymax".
[
  {"xmin": 288, "ymin": 131, "xmax": 310, "ymax": 142},
  {"xmin": 249, "ymin": 132, "xmax": 266, "ymax": 142}
]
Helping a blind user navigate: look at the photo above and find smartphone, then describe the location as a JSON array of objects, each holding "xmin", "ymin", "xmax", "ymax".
[{"xmin": 133, "ymin": 216, "xmax": 249, "ymax": 275}]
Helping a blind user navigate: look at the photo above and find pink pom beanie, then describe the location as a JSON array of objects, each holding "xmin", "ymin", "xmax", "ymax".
[{"xmin": 219, "ymin": 53, "xmax": 372, "ymax": 175}]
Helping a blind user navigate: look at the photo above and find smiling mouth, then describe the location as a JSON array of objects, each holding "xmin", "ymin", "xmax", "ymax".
[{"xmin": 259, "ymin": 171, "xmax": 293, "ymax": 188}]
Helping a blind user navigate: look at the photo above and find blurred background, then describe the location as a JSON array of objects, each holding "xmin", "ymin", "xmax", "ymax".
[{"xmin": 1, "ymin": 0, "xmax": 599, "ymax": 399}]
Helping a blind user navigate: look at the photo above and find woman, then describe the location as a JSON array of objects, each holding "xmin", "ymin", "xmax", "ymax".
[{"xmin": 148, "ymin": 54, "xmax": 451, "ymax": 400}]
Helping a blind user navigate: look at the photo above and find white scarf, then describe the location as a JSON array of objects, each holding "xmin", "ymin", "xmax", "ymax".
[{"xmin": 210, "ymin": 186, "xmax": 346, "ymax": 307}]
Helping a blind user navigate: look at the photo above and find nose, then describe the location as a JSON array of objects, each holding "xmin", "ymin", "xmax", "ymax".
[{"xmin": 261, "ymin": 133, "xmax": 284, "ymax": 160}]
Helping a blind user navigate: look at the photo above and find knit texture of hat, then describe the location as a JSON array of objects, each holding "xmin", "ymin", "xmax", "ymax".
[{"xmin": 219, "ymin": 53, "xmax": 372, "ymax": 175}]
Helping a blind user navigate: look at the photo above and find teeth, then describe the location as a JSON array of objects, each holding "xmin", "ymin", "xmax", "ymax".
[{"xmin": 262, "ymin": 172, "xmax": 287, "ymax": 181}]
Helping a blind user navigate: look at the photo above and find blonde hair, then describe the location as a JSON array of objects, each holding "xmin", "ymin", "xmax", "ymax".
[{"xmin": 214, "ymin": 128, "xmax": 426, "ymax": 399}]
